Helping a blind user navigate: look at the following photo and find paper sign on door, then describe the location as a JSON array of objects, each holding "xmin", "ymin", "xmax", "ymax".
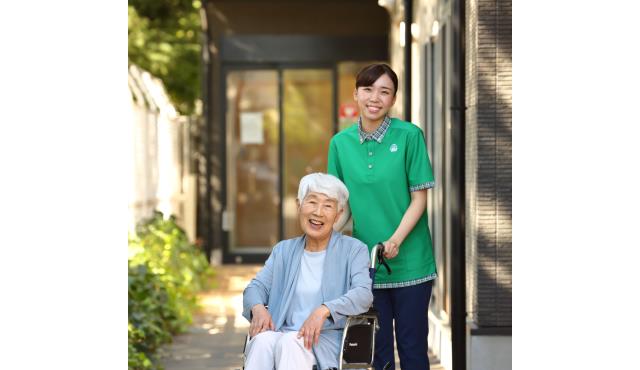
[{"xmin": 240, "ymin": 112, "xmax": 264, "ymax": 144}]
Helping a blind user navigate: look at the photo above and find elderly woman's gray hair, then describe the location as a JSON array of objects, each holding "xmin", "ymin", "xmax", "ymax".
[{"xmin": 297, "ymin": 173, "xmax": 351, "ymax": 231}]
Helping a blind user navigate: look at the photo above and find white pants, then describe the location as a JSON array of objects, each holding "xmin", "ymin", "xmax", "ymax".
[{"xmin": 244, "ymin": 331, "xmax": 316, "ymax": 370}]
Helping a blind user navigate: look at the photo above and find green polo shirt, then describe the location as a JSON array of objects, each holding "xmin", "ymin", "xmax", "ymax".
[{"xmin": 327, "ymin": 117, "xmax": 437, "ymax": 287}]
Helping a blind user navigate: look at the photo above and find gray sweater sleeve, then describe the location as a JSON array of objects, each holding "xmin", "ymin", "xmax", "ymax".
[{"xmin": 322, "ymin": 243, "xmax": 373, "ymax": 323}]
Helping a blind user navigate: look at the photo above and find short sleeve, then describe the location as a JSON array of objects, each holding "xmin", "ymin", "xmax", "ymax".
[
  {"xmin": 406, "ymin": 129, "xmax": 435, "ymax": 192},
  {"xmin": 327, "ymin": 138, "xmax": 343, "ymax": 181}
]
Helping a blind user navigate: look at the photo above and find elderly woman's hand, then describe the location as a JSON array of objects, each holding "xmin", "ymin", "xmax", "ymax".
[
  {"xmin": 297, "ymin": 305, "xmax": 331, "ymax": 350},
  {"xmin": 249, "ymin": 304, "xmax": 274, "ymax": 337}
]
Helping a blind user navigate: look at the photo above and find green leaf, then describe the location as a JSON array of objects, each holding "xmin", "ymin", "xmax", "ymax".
[{"xmin": 128, "ymin": 2, "xmax": 201, "ymax": 115}]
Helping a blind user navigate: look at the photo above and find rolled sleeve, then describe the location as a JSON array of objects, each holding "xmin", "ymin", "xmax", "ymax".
[{"xmin": 409, "ymin": 181, "xmax": 435, "ymax": 192}]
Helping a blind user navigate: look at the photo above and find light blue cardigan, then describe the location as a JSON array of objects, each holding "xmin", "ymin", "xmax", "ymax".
[{"xmin": 243, "ymin": 231, "xmax": 373, "ymax": 366}]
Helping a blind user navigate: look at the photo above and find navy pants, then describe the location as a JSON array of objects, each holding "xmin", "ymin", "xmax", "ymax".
[{"xmin": 373, "ymin": 281, "xmax": 433, "ymax": 370}]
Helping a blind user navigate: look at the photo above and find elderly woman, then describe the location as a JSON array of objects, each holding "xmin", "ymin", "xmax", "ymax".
[{"xmin": 242, "ymin": 173, "xmax": 373, "ymax": 370}]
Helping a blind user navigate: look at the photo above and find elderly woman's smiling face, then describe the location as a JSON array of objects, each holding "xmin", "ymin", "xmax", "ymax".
[{"xmin": 298, "ymin": 191, "xmax": 342, "ymax": 242}]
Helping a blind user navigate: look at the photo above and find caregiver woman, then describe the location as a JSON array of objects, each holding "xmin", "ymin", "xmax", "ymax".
[{"xmin": 328, "ymin": 63, "xmax": 437, "ymax": 370}]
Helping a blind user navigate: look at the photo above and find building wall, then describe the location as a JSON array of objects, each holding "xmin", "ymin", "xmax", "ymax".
[
  {"xmin": 465, "ymin": 0, "xmax": 512, "ymax": 329},
  {"xmin": 128, "ymin": 65, "xmax": 198, "ymax": 242}
]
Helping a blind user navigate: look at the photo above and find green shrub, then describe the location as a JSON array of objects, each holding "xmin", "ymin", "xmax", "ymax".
[
  {"xmin": 128, "ymin": 322, "xmax": 154, "ymax": 370},
  {"xmin": 128, "ymin": 212, "xmax": 213, "ymax": 370}
]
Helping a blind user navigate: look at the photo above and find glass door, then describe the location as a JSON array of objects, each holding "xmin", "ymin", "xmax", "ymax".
[
  {"xmin": 225, "ymin": 70, "xmax": 280, "ymax": 253},
  {"xmin": 225, "ymin": 67, "xmax": 334, "ymax": 256}
]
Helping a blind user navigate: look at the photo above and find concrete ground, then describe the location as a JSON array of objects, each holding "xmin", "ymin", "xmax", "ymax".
[{"xmin": 159, "ymin": 264, "xmax": 443, "ymax": 370}]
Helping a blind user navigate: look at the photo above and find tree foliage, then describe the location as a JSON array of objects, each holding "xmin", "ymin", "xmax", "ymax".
[{"xmin": 128, "ymin": 0, "xmax": 202, "ymax": 115}]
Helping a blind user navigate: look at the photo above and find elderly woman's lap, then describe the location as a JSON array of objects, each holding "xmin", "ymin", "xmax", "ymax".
[
  {"xmin": 245, "ymin": 331, "xmax": 314, "ymax": 370},
  {"xmin": 244, "ymin": 330, "xmax": 342, "ymax": 370}
]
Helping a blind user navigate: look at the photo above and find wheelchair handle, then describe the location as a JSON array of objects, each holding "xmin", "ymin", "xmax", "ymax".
[
  {"xmin": 370, "ymin": 242, "xmax": 391, "ymax": 274},
  {"xmin": 370, "ymin": 244, "xmax": 380, "ymax": 269}
]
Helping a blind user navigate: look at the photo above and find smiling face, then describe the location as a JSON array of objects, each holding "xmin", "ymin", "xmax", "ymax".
[
  {"xmin": 353, "ymin": 73, "xmax": 397, "ymax": 126},
  {"xmin": 297, "ymin": 191, "xmax": 343, "ymax": 245}
]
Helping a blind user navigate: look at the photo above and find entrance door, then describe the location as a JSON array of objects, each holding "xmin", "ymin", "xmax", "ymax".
[{"xmin": 224, "ymin": 67, "xmax": 334, "ymax": 261}]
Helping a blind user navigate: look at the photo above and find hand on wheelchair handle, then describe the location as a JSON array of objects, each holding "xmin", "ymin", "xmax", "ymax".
[
  {"xmin": 249, "ymin": 304, "xmax": 274, "ymax": 337},
  {"xmin": 382, "ymin": 240, "xmax": 399, "ymax": 259}
]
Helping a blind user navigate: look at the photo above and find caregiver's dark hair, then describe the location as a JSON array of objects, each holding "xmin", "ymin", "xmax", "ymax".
[{"xmin": 355, "ymin": 63, "xmax": 399, "ymax": 96}]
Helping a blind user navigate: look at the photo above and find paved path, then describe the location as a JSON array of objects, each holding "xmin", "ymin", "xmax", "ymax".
[
  {"xmin": 159, "ymin": 265, "xmax": 260, "ymax": 370},
  {"xmin": 159, "ymin": 264, "xmax": 442, "ymax": 370}
]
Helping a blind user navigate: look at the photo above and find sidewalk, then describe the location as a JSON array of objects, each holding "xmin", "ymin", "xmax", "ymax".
[
  {"xmin": 159, "ymin": 264, "xmax": 260, "ymax": 370},
  {"xmin": 159, "ymin": 264, "xmax": 442, "ymax": 370}
]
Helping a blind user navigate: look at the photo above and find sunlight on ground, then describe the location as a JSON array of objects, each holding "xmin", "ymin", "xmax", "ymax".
[
  {"xmin": 161, "ymin": 265, "xmax": 262, "ymax": 370},
  {"xmin": 214, "ymin": 316, "xmax": 228, "ymax": 326},
  {"xmin": 228, "ymin": 276, "xmax": 251, "ymax": 291},
  {"xmin": 198, "ymin": 266, "xmax": 259, "ymax": 331},
  {"xmin": 232, "ymin": 294, "xmax": 250, "ymax": 328},
  {"xmin": 200, "ymin": 293, "xmax": 249, "ymax": 330}
]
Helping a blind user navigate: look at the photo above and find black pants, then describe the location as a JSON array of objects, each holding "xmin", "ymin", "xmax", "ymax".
[{"xmin": 373, "ymin": 280, "xmax": 433, "ymax": 370}]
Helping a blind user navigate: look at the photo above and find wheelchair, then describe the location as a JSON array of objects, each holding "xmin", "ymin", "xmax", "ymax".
[{"xmin": 242, "ymin": 243, "xmax": 392, "ymax": 370}]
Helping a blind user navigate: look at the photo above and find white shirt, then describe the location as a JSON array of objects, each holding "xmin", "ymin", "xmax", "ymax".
[{"xmin": 281, "ymin": 249, "xmax": 326, "ymax": 331}]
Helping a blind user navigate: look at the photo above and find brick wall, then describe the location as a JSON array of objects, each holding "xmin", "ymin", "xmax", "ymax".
[{"xmin": 465, "ymin": 0, "xmax": 512, "ymax": 328}]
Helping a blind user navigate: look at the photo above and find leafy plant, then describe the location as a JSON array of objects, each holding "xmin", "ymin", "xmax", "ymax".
[{"xmin": 128, "ymin": 212, "xmax": 213, "ymax": 369}]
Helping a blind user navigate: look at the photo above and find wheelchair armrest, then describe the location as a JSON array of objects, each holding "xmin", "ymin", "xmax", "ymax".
[{"xmin": 347, "ymin": 308, "xmax": 378, "ymax": 321}]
